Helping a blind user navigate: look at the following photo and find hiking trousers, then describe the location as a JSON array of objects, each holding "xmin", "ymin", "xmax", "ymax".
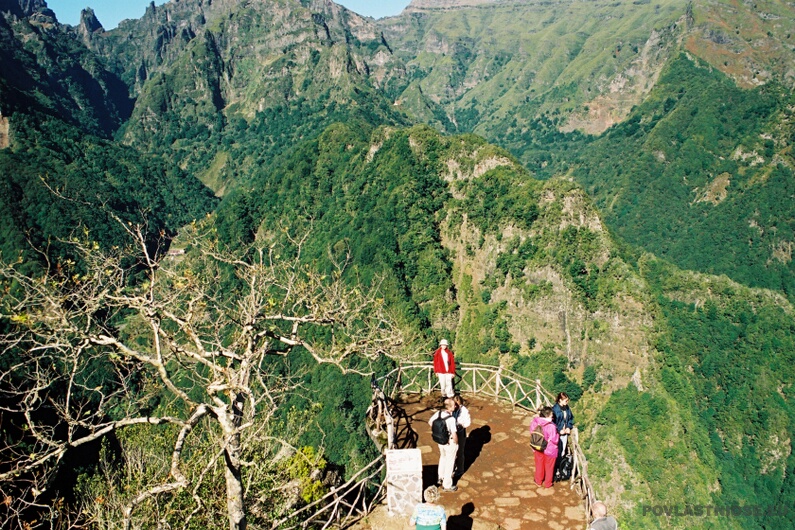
[
  {"xmin": 438, "ymin": 442, "xmax": 458, "ymax": 489},
  {"xmin": 437, "ymin": 373, "xmax": 454, "ymax": 397},
  {"xmin": 455, "ymin": 428, "xmax": 467, "ymax": 475},
  {"xmin": 534, "ymin": 449, "xmax": 556, "ymax": 488}
]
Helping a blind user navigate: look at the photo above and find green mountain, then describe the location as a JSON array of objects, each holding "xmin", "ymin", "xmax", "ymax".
[
  {"xmin": 574, "ymin": 55, "xmax": 795, "ymax": 297},
  {"xmin": 0, "ymin": 0, "xmax": 217, "ymax": 270},
  {"xmin": 212, "ymin": 120, "xmax": 795, "ymax": 529},
  {"xmin": 380, "ymin": 0, "xmax": 795, "ymax": 139},
  {"xmin": 82, "ymin": 0, "xmax": 411, "ymax": 194},
  {"xmin": 0, "ymin": 0, "xmax": 132, "ymax": 135},
  {"xmin": 377, "ymin": 0, "xmax": 795, "ymax": 300},
  {"xmin": 1, "ymin": 0, "xmax": 794, "ymax": 528}
]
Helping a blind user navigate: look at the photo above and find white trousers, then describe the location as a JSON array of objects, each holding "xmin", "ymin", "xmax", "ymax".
[
  {"xmin": 437, "ymin": 373, "xmax": 454, "ymax": 397},
  {"xmin": 559, "ymin": 433, "xmax": 569, "ymax": 454},
  {"xmin": 438, "ymin": 442, "xmax": 458, "ymax": 489}
]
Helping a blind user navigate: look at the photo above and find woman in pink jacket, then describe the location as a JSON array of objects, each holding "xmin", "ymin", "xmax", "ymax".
[{"xmin": 529, "ymin": 406, "xmax": 560, "ymax": 488}]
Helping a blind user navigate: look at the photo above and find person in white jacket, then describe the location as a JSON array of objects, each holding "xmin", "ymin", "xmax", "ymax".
[{"xmin": 452, "ymin": 394, "xmax": 471, "ymax": 479}]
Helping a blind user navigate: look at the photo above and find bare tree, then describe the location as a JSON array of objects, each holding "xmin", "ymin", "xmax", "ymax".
[{"xmin": 0, "ymin": 220, "xmax": 404, "ymax": 530}]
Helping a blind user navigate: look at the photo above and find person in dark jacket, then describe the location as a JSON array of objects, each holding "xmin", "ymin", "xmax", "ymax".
[
  {"xmin": 552, "ymin": 392, "xmax": 574, "ymax": 454},
  {"xmin": 452, "ymin": 393, "xmax": 471, "ymax": 479}
]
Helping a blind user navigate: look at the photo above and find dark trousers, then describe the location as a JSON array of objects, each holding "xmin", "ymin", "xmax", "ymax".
[{"xmin": 455, "ymin": 428, "xmax": 467, "ymax": 475}]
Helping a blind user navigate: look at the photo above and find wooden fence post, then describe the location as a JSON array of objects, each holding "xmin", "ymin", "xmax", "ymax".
[{"xmin": 535, "ymin": 379, "xmax": 542, "ymax": 410}]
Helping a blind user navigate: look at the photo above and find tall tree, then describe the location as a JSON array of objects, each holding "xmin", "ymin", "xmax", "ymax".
[{"xmin": 0, "ymin": 219, "xmax": 404, "ymax": 530}]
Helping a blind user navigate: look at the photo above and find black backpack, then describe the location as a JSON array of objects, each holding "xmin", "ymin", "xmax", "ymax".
[
  {"xmin": 431, "ymin": 412, "xmax": 451, "ymax": 444},
  {"xmin": 555, "ymin": 452, "xmax": 574, "ymax": 481},
  {"xmin": 529, "ymin": 424, "xmax": 548, "ymax": 452}
]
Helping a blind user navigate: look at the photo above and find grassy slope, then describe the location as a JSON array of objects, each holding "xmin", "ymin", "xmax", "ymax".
[{"xmin": 379, "ymin": 0, "xmax": 688, "ymax": 137}]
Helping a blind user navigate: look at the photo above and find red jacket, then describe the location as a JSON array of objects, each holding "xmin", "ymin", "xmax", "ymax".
[{"xmin": 433, "ymin": 347, "xmax": 456, "ymax": 374}]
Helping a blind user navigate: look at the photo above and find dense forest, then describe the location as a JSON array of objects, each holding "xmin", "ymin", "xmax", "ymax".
[
  {"xmin": 572, "ymin": 55, "xmax": 795, "ymax": 298},
  {"xmin": 1, "ymin": 0, "xmax": 794, "ymax": 528}
]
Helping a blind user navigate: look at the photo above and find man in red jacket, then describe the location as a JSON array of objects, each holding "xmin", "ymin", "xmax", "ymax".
[{"xmin": 433, "ymin": 339, "xmax": 456, "ymax": 398}]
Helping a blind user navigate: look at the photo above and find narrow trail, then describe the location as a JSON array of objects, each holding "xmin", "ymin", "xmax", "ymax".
[{"xmin": 352, "ymin": 393, "xmax": 587, "ymax": 530}]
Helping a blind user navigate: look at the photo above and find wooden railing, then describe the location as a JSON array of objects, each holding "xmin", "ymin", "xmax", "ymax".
[
  {"xmin": 270, "ymin": 456, "xmax": 385, "ymax": 529},
  {"xmin": 377, "ymin": 362, "xmax": 554, "ymax": 408},
  {"xmin": 274, "ymin": 362, "xmax": 598, "ymax": 528}
]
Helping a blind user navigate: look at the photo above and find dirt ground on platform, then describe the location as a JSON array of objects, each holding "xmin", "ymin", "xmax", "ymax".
[{"xmin": 350, "ymin": 393, "xmax": 587, "ymax": 530}]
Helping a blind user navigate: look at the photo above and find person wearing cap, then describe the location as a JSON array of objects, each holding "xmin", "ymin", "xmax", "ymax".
[{"xmin": 433, "ymin": 339, "xmax": 456, "ymax": 398}]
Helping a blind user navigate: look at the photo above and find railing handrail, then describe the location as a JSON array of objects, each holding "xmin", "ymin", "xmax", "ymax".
[
  {"xmin": 271, "ymin": 455, "xmax": 385, "ymax": 529},
  {"xmin": 379, "ymin": 361, "xmax": 551, "ymax": 388},
  {"xmin": 373, "ymin": 362, "xmax": 557, "ymax": 418}
]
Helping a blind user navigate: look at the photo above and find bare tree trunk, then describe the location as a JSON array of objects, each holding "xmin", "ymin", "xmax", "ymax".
[
  {"xmin": 224, "ymin": 434, "xmax": 246, "ymax": 530},
  {"xmin": 0, "ymin": 224, "xmax": 403, "ymax": 527},
  {"xmin": 223, "ymin": 394, "xmax": 247, "ymax": 530}
]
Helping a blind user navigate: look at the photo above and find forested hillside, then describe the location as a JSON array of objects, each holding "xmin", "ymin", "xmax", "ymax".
[
  {"xmin": 0, "ymin": 0, "xmax": 131, "ymax": 136},
  {"xmin": 378, "ymin": 0, "xmax": 795, "ymax": 300},
  {"xmin": 0, "ymin": 0, "xmax": 217, "ymax": 272},
  {"xmin": 381, "ymin": 0, "xmax": 795, "ymax": 140},
  {"xmin": 213, "ymin": 121, "xmax": 795, "ymax": 529},
  {"xmin": 573, "ymin": 55, "xmax": 795, "ymax": 297},
  {"xmin": 85, "ymin": 0, "xmax": 411, "ymax": 193},
  {"xmin": 0, "ymin": 0, "xmax": 794, "ymax": 528}
]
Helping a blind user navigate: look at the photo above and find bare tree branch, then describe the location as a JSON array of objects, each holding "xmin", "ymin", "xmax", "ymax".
[{"xmin": 0, "ymin": 220, "xmax": 406, "ymax": 530}]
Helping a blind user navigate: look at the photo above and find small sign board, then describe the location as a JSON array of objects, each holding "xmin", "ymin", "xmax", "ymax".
[
  {"xmin": 386, "ymin": 448, "xmax": 423, "ymax": 474},
  {"xmin": 386, "ymin": 448, "xmax": 423, "ymax": 516}
]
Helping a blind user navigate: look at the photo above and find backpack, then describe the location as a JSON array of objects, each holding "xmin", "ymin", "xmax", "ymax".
[
  {"xmin": 431, "ymin": 412, "xmax": 451, "ymax": 444},
  {"xmin": 555, "ymin": 452, "xmax": 574, "ymax": 481},
  {"xmin": 529, "ymin": 423, "xmax": 548, "ymax": 452}
]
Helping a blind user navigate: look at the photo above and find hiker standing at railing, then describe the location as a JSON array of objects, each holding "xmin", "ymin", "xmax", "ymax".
[
  {"xmin": 552, "ymin": 391, "xmax": 575, "ymax": 482},
  {"xmin": 433, "ymin": 339, "xmax": 456, "ymax": 398},
  {"xmin": 529, "ymin": 406, "xmax": 559, "ymax": 488},
  {"xmin": 452, "ymin": 393, "xmax": 471, "ymax": 480},
  {"xmin": 552, "ymin": 392, "xmax": 574, "ymax": 454}
]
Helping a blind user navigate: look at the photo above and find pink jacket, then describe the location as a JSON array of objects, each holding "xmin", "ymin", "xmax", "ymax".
[{"xmin": 530, "ymin": 416, "xmax": 560, "ymax": 457}]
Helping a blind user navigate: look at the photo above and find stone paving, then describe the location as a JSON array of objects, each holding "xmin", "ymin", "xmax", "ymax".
[{"xmin": 352, "ymin": 393, "xmax": 587, "ymax": 530}]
